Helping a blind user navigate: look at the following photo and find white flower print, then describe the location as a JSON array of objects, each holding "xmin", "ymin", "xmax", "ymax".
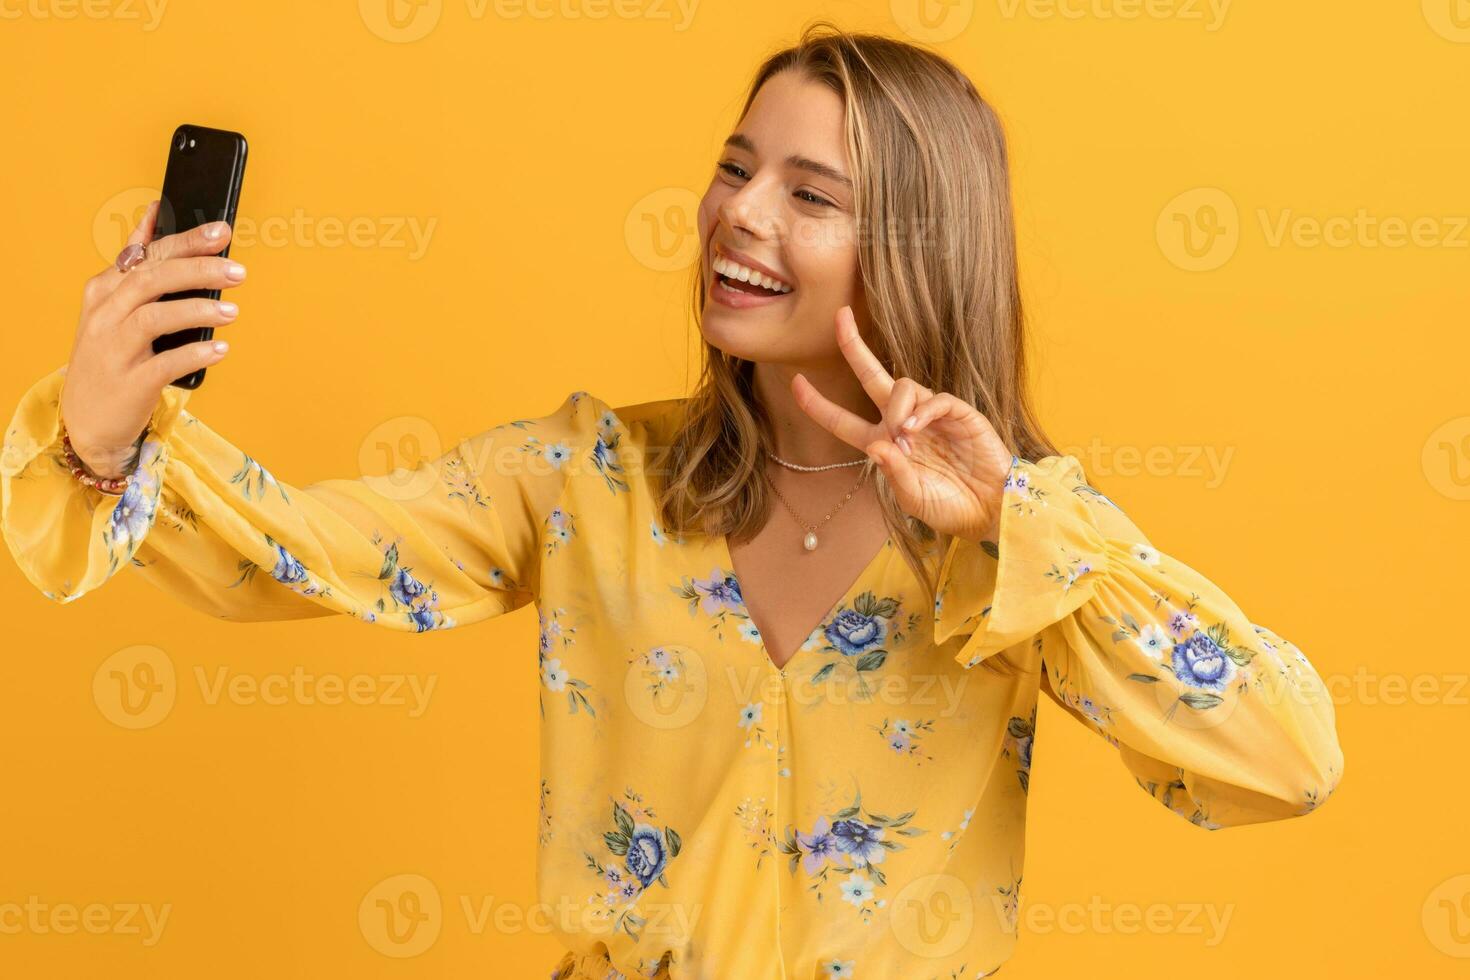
[
  {"xmin": 1130, "ymin": 543, "xmax": 1161, "ymax": 566},
  {"xmin": 839, "ymin": 874, "xmax": 875, "ymax": 908},
  {"xmin": 1134, "ymin": 623, "xmax": 1171, "ymax": 656},
  {"xmin": 542, "ymin": 658, "xmax": 569, "ymax": 692}
]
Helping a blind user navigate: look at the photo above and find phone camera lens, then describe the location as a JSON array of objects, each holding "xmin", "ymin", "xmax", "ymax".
[{"xmin": 175, "ymin": 129, "xmax": 189, "ymax": 152}]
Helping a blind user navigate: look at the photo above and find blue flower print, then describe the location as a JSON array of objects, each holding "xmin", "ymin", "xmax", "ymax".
[
  {"xmin": 693, "ymin": 568, "xmax": 742, "ymax": 613},
  {"xmin": 99, "ymin": 436, "xmax": 167, "ymax": 573},
  {"xmin": 778, "ymin": 790, "xmax": 925, "ymax": 922},
  {"xmin": 830, "ymin": 819, "xmax": 886, "ymax": 867},
  {"xmin": 625, "ymin": 824, "xmax": 669, "ymax": 887},
  {"xmin": 106, "ymin": 478, "xmax": 156, "ymax": 557},
  {"xmin": 364, "ymin": 539, "xmax": 454, "ymax": 631},
  {"xmin": 824, "ymin": 607, "xmax": 887, "ymax": 656},
  {"xmin": 388, "ymin": 565, "xmax": 430, "ymax": 607},
  {"xmin": 1171, "ymin": 629, "xmax": 1233, "ymax": 691},
  {"xmin": 1004, "ymin": 707, "xmax": 1037, "ymax": 794},
  {"xmin": 1112, "ymin": 595, "xmax": 1259, "ymax": 722},
  {"xmin": 806, "ymin": 592, "xmax": 906, "ymax": 694},
  {"xmin": 270, "ymin": 543, "xmax": 309, "ymax": 585},
  {"xmin": 584, "ymin": 790, "xmax": 682, "ymax": 940},
  {"xmin": 671, "ymin": 567, "xmax": 756, "ymax": 643}
]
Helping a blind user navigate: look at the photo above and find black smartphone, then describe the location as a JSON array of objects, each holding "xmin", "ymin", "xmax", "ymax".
[{"xmin": 150, "ymin": 124, "xmax": 247, "ymax": 389}]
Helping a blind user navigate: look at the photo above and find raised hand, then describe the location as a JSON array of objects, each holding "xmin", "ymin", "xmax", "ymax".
[
  {"xmin": 61, "ymin": 201, "xmax": 245, "ymax": 478},
  {"xmin": 791, "ymin": 305, "xmax": 1015, "ymax": 542}
]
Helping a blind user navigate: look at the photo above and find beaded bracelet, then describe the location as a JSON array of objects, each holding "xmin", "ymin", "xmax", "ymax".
[{"xmin": 60, "ymin": 425, "xmax": 145, "ymax": 496}]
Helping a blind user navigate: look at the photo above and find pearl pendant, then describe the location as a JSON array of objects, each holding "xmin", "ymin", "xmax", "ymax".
[{"xmin": 803, "ymin": 531, "xmax": 819, "ymax": 551}]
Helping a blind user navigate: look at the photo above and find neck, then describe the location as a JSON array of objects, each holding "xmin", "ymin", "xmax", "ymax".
[{"xmin": 750, "ymin": 360, "xmax": 878, "ymax": 467}]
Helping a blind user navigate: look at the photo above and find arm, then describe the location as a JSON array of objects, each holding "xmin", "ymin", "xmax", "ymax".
[
  {"xmin": 2, "ymin": 363, "xmax": 609, "ymax": 632},
  {"xmin": 933, "ymin": 453, "xmax": 1344, "ymax": 829}
]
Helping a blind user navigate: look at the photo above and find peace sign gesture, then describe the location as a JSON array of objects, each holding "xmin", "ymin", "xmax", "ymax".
[{"xmin": 792, "ymin": 306, "xmax": 1015, "ymax": 543}]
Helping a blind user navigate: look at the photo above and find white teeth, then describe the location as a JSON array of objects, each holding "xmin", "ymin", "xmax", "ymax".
[{"xmin": 713, "ymin": 254, "xmax": 792, "ymax": 293}]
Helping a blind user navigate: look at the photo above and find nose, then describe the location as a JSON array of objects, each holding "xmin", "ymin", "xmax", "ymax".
[{"xmin": 718, "ymin": 180, "xmax": 786, "ymax": 242}]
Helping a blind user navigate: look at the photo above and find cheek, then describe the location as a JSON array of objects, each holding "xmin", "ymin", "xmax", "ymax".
[
  {"xmin": 696, "ymin": 186, "xmax": 725, "ymax": 246},
  {"xmin": 793, "ymin": 244, "xmax": 860, "ymax": 301}
]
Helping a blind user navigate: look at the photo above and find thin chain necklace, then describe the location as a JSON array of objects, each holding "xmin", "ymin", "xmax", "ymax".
[{"xmin": 763, "ymin": 451, "xmax": 871, "ymax": 552}]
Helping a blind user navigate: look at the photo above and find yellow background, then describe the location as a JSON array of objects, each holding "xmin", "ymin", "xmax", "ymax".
[{"xmin": 2, "ymin": 1, "xmax": 1467, "ymax": 976}]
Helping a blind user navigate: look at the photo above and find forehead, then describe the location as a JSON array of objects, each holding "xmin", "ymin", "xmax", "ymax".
[{"xmin": 737, "ymin": 70, "xmax": 848, "ymax": 164}]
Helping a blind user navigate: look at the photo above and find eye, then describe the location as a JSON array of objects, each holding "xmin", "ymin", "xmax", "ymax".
[
  {"xmin": 717, "ymin": 161, "xmax": 749, "ymax": 180},
  {"xmin": 796, "ymin": 189, "xmax": 835, "ymax": 209}
]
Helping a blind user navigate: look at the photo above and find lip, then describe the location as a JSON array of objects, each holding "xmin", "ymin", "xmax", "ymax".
[{"xmin": 711, "ymin": 243, "xmax": 794, "ymax": 292}]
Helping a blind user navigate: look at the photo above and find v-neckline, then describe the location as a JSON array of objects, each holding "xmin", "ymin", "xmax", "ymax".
[{"xmin": 717, "ymin": 530, "xmax": 894, "ymax": 676}]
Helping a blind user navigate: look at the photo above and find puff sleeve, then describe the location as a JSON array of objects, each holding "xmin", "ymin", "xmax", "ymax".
[
  {"xmin": 933, "ymin": 453, "xmax": 1344, "ymax": 829},
  {"xmin": 1, "ymin": 364, "xmax": 620, "ymax": 632}
]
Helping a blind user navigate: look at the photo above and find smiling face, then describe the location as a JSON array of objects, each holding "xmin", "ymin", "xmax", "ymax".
[{"xmin": 696, "ymin": 70, "xmax": 867, "ymax": 368}]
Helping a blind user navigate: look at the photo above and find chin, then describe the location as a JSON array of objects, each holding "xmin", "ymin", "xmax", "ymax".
[
  {"xmin": 698, "ymin": 316, "xmax": 766, "ymax": 362},
  {"xmin": 699, "ymin": 293, "xmax": 815, "ymax": 364}
]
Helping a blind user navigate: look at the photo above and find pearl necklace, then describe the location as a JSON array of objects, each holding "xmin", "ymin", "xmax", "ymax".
[
  {"xmin": 766, "ymin": 451, "xmax": 868, "ymax": 473},
  {"xmin": 764, "ymin": 450, "xmax": 871, "ymax": 551}
]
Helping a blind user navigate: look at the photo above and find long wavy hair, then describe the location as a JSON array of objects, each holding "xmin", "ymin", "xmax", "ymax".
[{"xmin": 655, "ymin": 22, "xmax": 1059, "ymax": 674}]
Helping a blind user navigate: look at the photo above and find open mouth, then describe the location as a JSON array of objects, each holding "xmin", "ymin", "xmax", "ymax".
[
  {"xmin": 712, "ymin": 252, "xmax": 794, "ymax": 298},
  {"xmin": 716, "ymin": 274, "xmax": 791, "ymax": 297}
]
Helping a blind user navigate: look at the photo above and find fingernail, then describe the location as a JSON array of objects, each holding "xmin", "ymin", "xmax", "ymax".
[
  {"xmin": 901, "ymin": 415, "xmax": 917, "ymax": 430},
  {"xmin": 225, "ymin": 263, "xmax": 246, "ymax": 281},
  {"xmin": 218, "ymin": 301, "xmax": 238, "ymax": 317},
  {"xmin": 213, "ymin": 341, "xmax": 229, "ymax": 354},
  {"xmin": 204, "ymin": 222, "xmax": 226, "ymax": 239},
  {"xmin": 897, "ymin": 435, "xmax": 912, "ymax": 456}
]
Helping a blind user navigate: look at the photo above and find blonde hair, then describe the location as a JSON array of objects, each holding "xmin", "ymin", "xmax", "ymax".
[{"xmin": 656, "ymin": 22, "xmax": 1058, "ymax": 674}]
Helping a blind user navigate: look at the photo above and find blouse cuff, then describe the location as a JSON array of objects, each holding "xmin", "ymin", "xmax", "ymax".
[
  {"xmin": 933, "ymin": 454, "xmax": 1111, "ymax": 669},
  {"xmin": 1, "ymin": 364, "xmax": 191, "ymax": 602}
]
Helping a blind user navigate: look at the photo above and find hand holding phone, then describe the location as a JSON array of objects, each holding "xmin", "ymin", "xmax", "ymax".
[
  {"xmin": 150, "ymin": 124, "xmax": 248, "ymax": 389},
  {"xmin": 58, "ymin": 124, "xmax": 248, "ymax": 479}
]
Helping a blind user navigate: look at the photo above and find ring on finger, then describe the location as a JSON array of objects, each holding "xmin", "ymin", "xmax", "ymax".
[{"xmin": 114, "ymin": 242, "xmax": 148, "ymax": 274}]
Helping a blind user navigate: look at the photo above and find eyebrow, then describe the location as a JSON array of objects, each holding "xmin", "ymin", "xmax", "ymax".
[{"xmin": 723, "ymin": 132, "xmax": 852, "ymax": 188}]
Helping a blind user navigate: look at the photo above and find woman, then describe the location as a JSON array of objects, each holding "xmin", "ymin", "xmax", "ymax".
[{"xmin": 1, "ymin": 23, "xmax": 1342, "ymax": 980}]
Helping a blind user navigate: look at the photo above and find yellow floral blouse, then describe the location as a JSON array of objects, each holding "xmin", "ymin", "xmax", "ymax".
[{"xmin": 1, "ymin": 364, "xmax": 1344, "ymax": 980}]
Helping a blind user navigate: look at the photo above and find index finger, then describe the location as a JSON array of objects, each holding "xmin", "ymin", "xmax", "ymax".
[
  {"xmin": 834, "ymin": 305, "xmax": 895, "ymax": 406},
  {"xmin": 142, "ymin": 218, "xmax": 233, "ymax": 265},
  {"xmin": 791, "ymin": 371, "xmax": 884, "ymax": 455},
  {"xmin": 126, "ymin": 199, "xmax": 161, "ymax": 248},
  {"xmin": 90, "ymin": 199, "xmax": 161, "ymax": 293}
]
